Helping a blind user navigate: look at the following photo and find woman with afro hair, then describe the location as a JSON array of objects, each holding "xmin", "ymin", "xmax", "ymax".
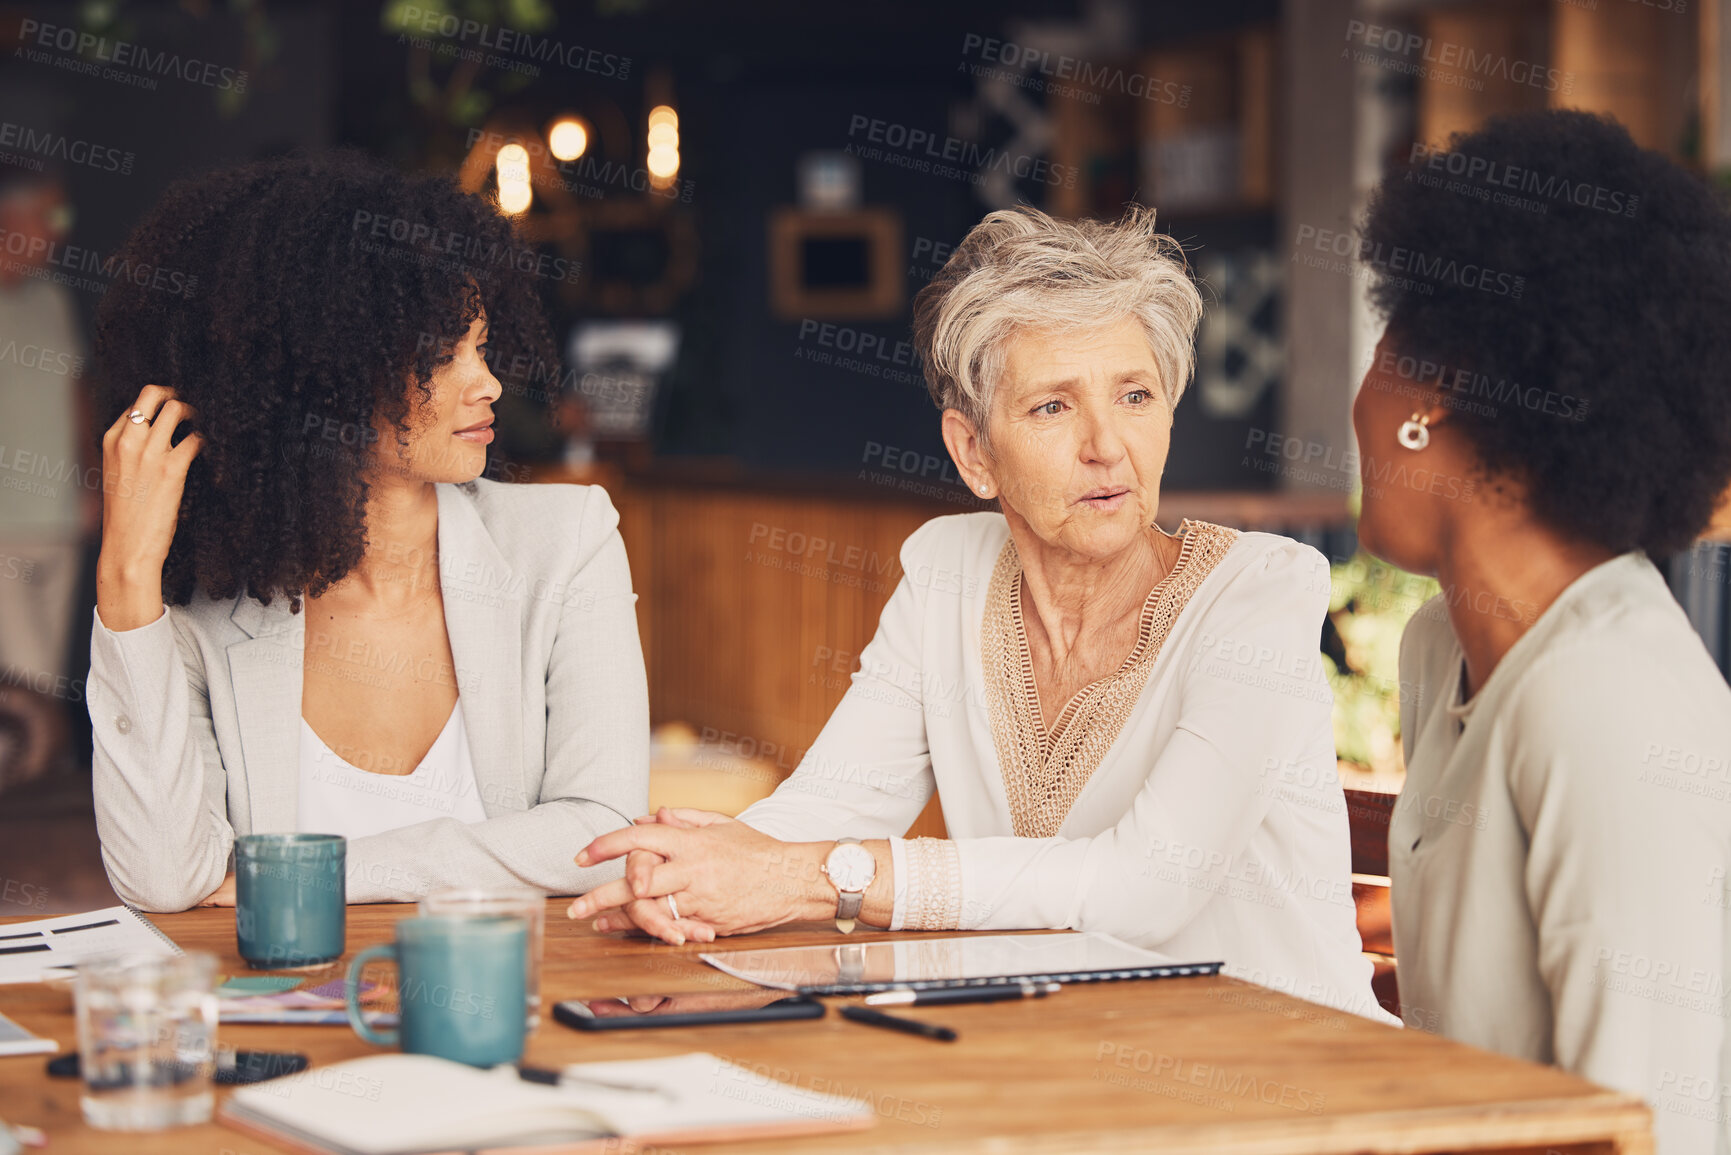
[
  {"xmin": 1354, "ymin": 109, "xmax": 1731, "ymax": 1153},
  {"xmin": 88, "ymin": 150, "xmax": 647, "ymax": 912}
]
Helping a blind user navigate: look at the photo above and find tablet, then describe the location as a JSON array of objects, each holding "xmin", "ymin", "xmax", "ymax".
[{"xmin": 700, "ymin": 931, "xmax": 1221, "ymax": 995}]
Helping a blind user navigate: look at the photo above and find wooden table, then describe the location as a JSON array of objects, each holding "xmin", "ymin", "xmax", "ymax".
[{"xmin": 0, "ymin": 903, "xmax": 1652, "ymax": 1154}]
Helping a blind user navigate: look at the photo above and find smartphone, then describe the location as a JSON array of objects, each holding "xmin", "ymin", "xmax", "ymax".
[
  {"xmin": 46, "ymin": 1049, "xmax": 310, "ymax": 1085},
  {"xmin": 552, "ymin": 990, "xmax": 824, "ymax": 1031}
]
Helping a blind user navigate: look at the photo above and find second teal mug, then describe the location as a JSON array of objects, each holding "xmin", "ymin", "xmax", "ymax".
[{"xmin": 345, "ymin": 915, "xmax": 527, "ymax": 1068}]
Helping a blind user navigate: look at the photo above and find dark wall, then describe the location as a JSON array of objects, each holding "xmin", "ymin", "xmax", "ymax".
[
  {"xmin": 665, "ymin": 78, "xmax": 976, "ymax": 477},
  {"xmin": 645, "ymin": 2, "xmax": 1282, "ymax": 489},
  {"xmin": 323, "ymin": 0, "xmax": 1285, "ymax": 488},
  {"xmin": 9, "ymin": 4, "xmax": 338, "ymax": 336}
]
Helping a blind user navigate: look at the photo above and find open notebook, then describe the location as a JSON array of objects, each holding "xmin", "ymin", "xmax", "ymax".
[
  {"xmin": 0, "ymin": 906, "xmax": 180, "ymax": 983},
  {"xmin": 219, "ymin": 1052, "xmax": 875, "ymax": 1155}
]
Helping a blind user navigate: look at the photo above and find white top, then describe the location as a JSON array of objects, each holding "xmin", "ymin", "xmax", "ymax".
[
  {"xmin": 1392, "ymin": 553, "xmax": 1731, "ymax": 1155},
  {"xmin": 297, "ymin": 702, "xmax": 489, "ymax": 840},
  {"xmin": 739, "ymin": 512, "xmax": 1388, "ymax": 1021}
]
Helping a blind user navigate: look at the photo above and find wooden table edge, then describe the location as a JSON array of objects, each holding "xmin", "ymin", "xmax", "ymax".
[{"xmin": 819, "ymin": 1094, "xmax": 1653, "ymax": 1155}]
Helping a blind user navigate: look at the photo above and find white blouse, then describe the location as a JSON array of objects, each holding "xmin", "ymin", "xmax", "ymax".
[
  {"xmin": 739, "ymin": 512, "xmax": 1387, "ymax": 1021},
  {"xmin": 1392, "ymin": 553, "xmax": 1731, "ymax": 1155},
  {"xmin": 297, "ymin": 702, "xmax": 488, "ymax": 841}
]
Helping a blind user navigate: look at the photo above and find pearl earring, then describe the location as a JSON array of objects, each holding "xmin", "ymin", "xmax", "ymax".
[{"xmin": 1397, "ymin": 413, "xmax": 1431, "ymax": 451}]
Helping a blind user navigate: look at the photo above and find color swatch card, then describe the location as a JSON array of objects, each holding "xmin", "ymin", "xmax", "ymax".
[{"xmin": 219, "ymin": 977, "xmax": 396, "ymax": 1026}]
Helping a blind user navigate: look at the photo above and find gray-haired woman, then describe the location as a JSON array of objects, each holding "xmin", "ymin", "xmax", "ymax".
[{"xmin": 571, "ymin": 206, "xmax": 1388, "ymax": 1020}]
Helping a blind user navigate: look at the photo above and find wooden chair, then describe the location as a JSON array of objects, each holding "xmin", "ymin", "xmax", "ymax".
[
  {"xmin": 1345, "ymin": 787, "xmax": 1400, "ymax": 1019},
  {"xmin": 0, "ymin": 686, "xmax": 67, "ymax": 797}
]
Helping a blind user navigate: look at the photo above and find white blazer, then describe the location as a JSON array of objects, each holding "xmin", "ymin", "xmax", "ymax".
[
  {"xmin": 741, "ymin": 513, "xmax": 1389, "ymax": 1021},
  {"xmin": 87, "ymin": 479, "xmax": 649, "ymax": 911}
]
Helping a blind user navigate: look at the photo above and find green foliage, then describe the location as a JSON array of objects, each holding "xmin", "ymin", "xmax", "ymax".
[
  {"xmin": 71, "ymin": 0, "xmax": 271, "ymax": 118},
  {"xmin": 379, "ymin": 1, "xmax": 555, "ymax": 40},
  {"xmin": 1325, "ymin": 550, "xmax": 1438, "ymax": 774},
  {"xmin": 381, "ymin": 0, "xmax": 558, "ymax": 131}
]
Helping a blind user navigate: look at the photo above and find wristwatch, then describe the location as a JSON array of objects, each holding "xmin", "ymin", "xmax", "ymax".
[{"xmin": 821, "ymin": 837, "xmax": 876, "ymax": 934}]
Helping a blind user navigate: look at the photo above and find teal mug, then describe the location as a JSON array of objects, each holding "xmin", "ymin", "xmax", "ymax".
[
  {"xmin": 235, "ymin": 833, "xmax": 346, "ymax": 969},
  {"xmin": 345, "ymin": 915, "xmax": 527, "ymax": 1068}
]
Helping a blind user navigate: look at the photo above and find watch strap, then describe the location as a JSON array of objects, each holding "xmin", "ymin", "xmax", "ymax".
[
  {"xmin": 835, "ymin": 889, "xmax": 863, "ymax": 933},
  {"xmin": 830, "ymin": 837, "xmax": 868, "ymax": 935},
  {"xmin": 836, "ymin": 943, "xmax": 866, "ymax": 981}
]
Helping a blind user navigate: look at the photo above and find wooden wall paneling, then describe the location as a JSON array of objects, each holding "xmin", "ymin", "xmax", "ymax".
[
  {"xmin": 799, "ymin": 497, "xmax": 847, "ymax": 752},
  {"xmin": 1048, "ymin": 83, "xmax": 1095, "ymax": 221},
  {"xmin": 1705, "ymin": 0, "xmax": 1731, "ymax": 171},
  {"xmin": 768, "ymin": 490, "xmax": 826, "ymax": 757},
  {"xmin": 1143, "ymin": 38, "xmax": 1238, "ymax": 213},
  {"xmin": 1146, "ymin": 42, "xmax": 1236, "ymax": 140},
  {"xmin": 609, "ymin": 479, "xmax": 655, "ymax": 690},
  {"xmin": 1412, "ymin": 1, "xmax": 1696, "ymax": 158},
  {"xmin": 615, "ymin": 483, "xmax": 949, "ymax": 837},
  {"xmin": 1417, "ymin": 1, "xmax": 1551, "ymax": 149},
  {"xmin": 1238, "ymin": 26, "xmax": 1278, "ymax": 208},
  {"xmin": 1551, "ymin": 0, "xmax": 1696, "ymax": 156},
  {"xmin": 700, "ymin": 490, "xmax": 790, "ymax": 748},
  {"xmin": 1135, "ymin": 29, "xmax": 1278, "ymax": 213}
]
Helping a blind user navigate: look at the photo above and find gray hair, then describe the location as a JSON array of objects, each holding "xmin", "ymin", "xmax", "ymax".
[{"xmin": 911, "ymin": 205, "xmax": 1204, "ymax": 439}]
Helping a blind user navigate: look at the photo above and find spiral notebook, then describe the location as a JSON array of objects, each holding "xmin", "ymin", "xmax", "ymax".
[
  {"xmin": 700, "ymin": 931, "xmax": 1221, "ymax": 995},
  {"xmin": 0, "ymin": 906, "xmax": 181, "ymax": 984}
]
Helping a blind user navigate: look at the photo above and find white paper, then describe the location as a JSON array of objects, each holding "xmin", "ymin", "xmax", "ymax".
[
  {"xmin": 700, "ymin": 930, "xmax": 1213, "ymax": 991},
  {"xmin": 557, "ymin": 1052, "xmax": 873, "ymax": 1135},
  {"xmin": 0, "ymin": 1009, "xmax": 57, "ymax": 1055},
  {"xmin": 0, "ymin": 905, "xmax": 180, "ymax": 984}
]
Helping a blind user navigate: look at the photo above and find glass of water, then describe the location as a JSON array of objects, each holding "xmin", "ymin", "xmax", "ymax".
[
  {"xmin": 418, "ymin": 887, "xmax": 545, "ymax": 1029},
  {"xmin": 75, "ymin": 952, "xmax": 220, "ymax": 1130}
]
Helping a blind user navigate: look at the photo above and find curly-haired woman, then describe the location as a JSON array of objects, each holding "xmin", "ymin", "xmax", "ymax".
[
  {"xmin": 89, "ymin": 151, "xmax": 647, "ymax": 912},
  {"xmin": 1355, "ymin": 110, "xmax": 1731, "ymax": 1153}
]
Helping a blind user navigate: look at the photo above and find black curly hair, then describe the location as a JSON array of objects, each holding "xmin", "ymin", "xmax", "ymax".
[
  {"xmin": 93, "ymin": 148, "xmax": 557, "ymax": 611},
  {"xmin": 1361, "ymin": 109, "xmax": 1731, "ymax": 559}
]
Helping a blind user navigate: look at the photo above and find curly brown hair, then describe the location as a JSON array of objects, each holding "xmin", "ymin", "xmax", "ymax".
[{"xmin": 93, "ymin": 149, "xmax": 558, "ymax": 610}]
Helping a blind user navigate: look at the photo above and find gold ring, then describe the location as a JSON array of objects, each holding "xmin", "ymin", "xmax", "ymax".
[{"xmin": 127, "ymin": 410, "xmax": 147, "ymax": 425}]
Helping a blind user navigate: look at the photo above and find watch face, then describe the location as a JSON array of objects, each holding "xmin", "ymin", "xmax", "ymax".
[{"xmin": 826, "ymin": 842, "xmax": 876, "ymax": 892}]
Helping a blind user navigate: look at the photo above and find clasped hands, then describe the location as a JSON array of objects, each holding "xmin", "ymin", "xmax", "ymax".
[{"xmin": 567, "ymin": 807, "xmax": 840, "ymax": 946}]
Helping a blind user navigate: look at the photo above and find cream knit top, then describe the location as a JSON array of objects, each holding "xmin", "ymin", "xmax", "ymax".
[
  {"xmin": 982, "ymin": 520, "xmax": 1239, "ymax": 839},
  {"xmin": 739, "ymin": 512, "xmax": 1387, "ymax": 1020}
]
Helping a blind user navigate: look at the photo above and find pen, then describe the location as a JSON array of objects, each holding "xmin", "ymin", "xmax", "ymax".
[
  {"xmin": 865, "ymin": 982, "xmax": 1061, "ymax": 1008},
  {"xmin": 839, "ymin": 1004, "xmax": 958, "ymax": 1042},
  {"xmin": 518, "ymin": 1064, "xmax": 681, "ymax": 1101}
]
